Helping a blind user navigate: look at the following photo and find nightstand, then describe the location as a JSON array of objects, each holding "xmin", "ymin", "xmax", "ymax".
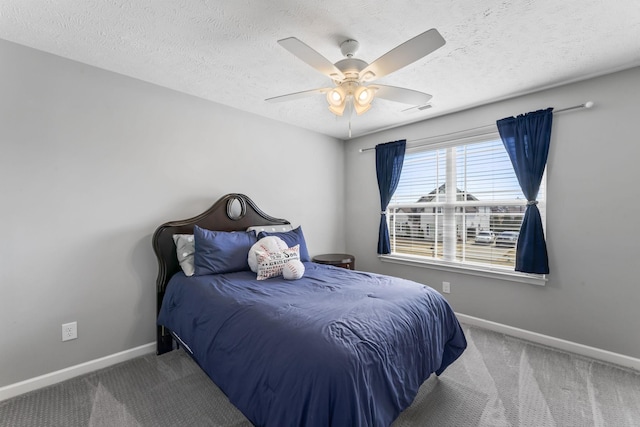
[{"xmin": 312, "ymin": 253, "xmax": 356, "ymax": 270}]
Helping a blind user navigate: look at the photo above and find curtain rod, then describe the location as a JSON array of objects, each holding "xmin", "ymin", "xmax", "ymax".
[{"xmin": 358, "ymin": 101, "xmax": 595, "ymax": 153}]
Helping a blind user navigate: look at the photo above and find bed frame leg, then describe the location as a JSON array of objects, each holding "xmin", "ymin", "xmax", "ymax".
[{"xmin": 157, "ymin": 325, "xmax": 173, "ymax": 355}]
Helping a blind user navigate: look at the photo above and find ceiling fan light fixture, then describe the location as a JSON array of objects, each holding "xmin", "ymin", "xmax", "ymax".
[
  {"xmin": 327, "ymin": 87, "xmax": 345, "ymax": 106},
  {"xmin": 353, "ymin": 86, "xmax": 377, "ymax": 115},
  {"xmin": 353, "ymin": 101, "xmax": 372, "ymax": 116},
  {"xmin": 328, "ymin": 103, "xmax": 346, "ymax": 116},
  {"xmin": 327, "ymin": 87, "xmax": 347, "ymax": 116},
  {"xmin": 356, "ymin": 86, "xmax": 373, "ymax": 102}
]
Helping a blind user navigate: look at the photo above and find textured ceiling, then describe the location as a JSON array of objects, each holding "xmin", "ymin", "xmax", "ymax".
[{"xmin": 1, "ymin": 1, "xmax": 639, "ymax": 140}]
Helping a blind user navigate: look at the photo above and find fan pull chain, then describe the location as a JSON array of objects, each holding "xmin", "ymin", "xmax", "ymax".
[{"xmin": 349, "ymin": 119, "xmax": 352, "ymax": 138}]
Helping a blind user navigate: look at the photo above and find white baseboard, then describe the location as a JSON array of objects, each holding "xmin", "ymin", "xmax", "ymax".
[
  {"xmin": 457, "ymin": 313, "xmax": 640, "ymax": 372},
  {"xmin": 0, "ymin": 342, "xmax": 155, "ymax": 402}
]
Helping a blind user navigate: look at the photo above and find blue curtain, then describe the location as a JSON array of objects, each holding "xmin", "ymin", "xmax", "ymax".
[
  {"xmin": 375, "ymin": 140, "xmax": 406, "ymax": 254},
  {"xmin": 496, "ymin": 108, "xmax": 553, "ymax": 274}
]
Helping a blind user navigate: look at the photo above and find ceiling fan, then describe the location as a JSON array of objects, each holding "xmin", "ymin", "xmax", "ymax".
[{"xmin": 266, "ymin": 29, "xmax": 445, "ymax": 116}]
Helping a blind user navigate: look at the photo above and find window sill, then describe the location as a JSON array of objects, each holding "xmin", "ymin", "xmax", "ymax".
[{"xmin": 379, "ymin": 254, "xmax": 547, "ymax": 286}]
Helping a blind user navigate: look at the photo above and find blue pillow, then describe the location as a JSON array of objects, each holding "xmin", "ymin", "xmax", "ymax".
[
  {"xmin": 258, "ymin": 226, "xmax": 310, "ymax": 262},
  {"xmin": 193, "ymin": 226, "xmax": 257, "ymax": 275}
]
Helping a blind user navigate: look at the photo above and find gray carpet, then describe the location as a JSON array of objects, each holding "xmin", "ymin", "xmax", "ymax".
[{"xmin": 2, "ymin": 325, "xmax": 639, "ymax": 426}]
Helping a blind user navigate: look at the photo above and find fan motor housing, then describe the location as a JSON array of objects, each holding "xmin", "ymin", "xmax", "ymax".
[{"xmin": 334, "ymin": 58, "xmax": 368, "ymax": 81}]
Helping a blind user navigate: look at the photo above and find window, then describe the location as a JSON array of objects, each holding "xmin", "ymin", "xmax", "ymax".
[{"xmin": 386, "ymin": 133, "xmax": 546, "ymax": 275}]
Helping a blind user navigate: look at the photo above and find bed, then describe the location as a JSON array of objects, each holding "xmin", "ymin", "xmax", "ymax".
[{"xmin": 154, "ymin": 193, "xmax": 467, "ymax": 427}]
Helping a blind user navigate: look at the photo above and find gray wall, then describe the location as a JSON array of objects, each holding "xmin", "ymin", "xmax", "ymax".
[
  {"xmin": 0, "ymin": 39, "xmax": 345, "ymax": 387},
  {"xmin": 345, "ymin": 67, "xmax": 640, "ymax": 359}
]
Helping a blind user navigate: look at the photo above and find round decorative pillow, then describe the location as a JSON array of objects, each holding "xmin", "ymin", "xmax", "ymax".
[
  {"xmin": 248, "ymin": 236, "xmax": 288, "ymax": 273},
  {"xmin": 282, "ymin": 259, "xmax": 305, "ymax": 280}
]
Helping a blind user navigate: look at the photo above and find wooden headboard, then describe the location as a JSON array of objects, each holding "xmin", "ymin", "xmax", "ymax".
[{"xmin": 152, "ymin": 193, "xmax": 290, "ymax": 354}]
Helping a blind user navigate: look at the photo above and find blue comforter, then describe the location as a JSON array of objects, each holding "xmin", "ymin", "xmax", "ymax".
[{"xmin": 157, "ymin": 263, "xmax": 466, "ymax": 427}]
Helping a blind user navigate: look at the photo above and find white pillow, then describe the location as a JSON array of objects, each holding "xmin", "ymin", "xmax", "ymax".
[
  {"xmin": 172, "ymin": 234, "xmax": 195, "ymax": 276},
  {"xmin": 248, "ymin": 236, "xmax": 288, "ymax": 273},
  {"xmin": 283, "ymin": 259, "xmax": 305, "ymax": 280},
  {"xmin": 256, "ymin": 245, "xmax": 300, "ymax": 280}
]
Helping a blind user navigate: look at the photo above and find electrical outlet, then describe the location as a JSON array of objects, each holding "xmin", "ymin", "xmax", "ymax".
[
  {"xmin": 62, "ymin": 322, "xmax": 77, "ymax": 341},
  {"xmin": 442, "ymin": 281, "xmax": 451, "ymax": 294}
]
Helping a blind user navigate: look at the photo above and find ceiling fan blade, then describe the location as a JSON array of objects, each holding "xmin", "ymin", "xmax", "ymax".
[
  {"xmin": 265, "ymin": 87, "xmax": 332, "ymax": 103},
  {"xmin": 360, "ymin": 29, "xmax": 445, "ymax": 82},
  {"xmin": 374, "ymin": 85, "xmax": 433, "ymax": 105},
  {"xmin": 278, "ymin": 37, "xmax": 345, "ymax": 80}
]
